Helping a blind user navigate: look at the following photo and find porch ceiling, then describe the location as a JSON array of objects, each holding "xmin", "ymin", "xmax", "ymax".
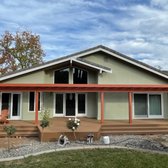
[{"xmin": 0, "ymin": 84, "xmax": 168, "ymax": 92}]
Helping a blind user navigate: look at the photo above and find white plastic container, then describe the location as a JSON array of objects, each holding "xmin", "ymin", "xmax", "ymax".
[{"xmin": 103, "ymin": 136, "xmax": 110, "ymax": 145}]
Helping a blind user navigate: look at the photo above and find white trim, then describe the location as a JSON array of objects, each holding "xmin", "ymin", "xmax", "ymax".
[
  {"xmin": 54, "ymin": 93, "xmax": 64, "ymax": 117},
  {"xmin": 133, "ymin": 92, "xmax": 164, "ymax": 119},
  {"xmin": 1, "ymin": 45, "xmax": 167, "ymax": 82},
  {"xmin": 71, "ymin": 59, "xmax": 112, "ymax": 73},
  {"xmin": 54, "ymin": 93, "xmax": 87, "ymax": 117},
  {"xmin": 77, "ymin": 93, "xmax": 87, "ymax": 117},
  {"xmin": 99, "ymin": 48, "xmax": 168, "ymax": 79},
  {"xmin": 0, "ymin": 92, "xmax": 22, "ymax": 120},
  {"xmin": 0, "ymin": 48, "xmax": 111, "ymax": 81}
]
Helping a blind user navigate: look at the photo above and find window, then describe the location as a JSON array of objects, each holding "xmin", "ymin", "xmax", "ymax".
[
  {"xmin": 55, "ymin": 94, "xmax": 63, "ymax": 114},
  {"xmin": 29, "ymin": 92, "xmax": 41, "ymax": 111},
  {"xmin": 54, "ymin": 68, "xmax": 69, "ymax": 83},
  {"xmin": 73, "ymin": 67, "xmax": 87, "ymax": 84},
  {"xmin": 134, "ymin": 93, "xmax": 162, "ymax": 118},
  {"xmin": 78, "ymin": 94, "xmax": 85, "ymax": 114}
]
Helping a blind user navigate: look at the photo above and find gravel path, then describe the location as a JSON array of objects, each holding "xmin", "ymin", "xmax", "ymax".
[{"xmin": 1, "ymin": 135, "xmax": 168, "ymax": 159}]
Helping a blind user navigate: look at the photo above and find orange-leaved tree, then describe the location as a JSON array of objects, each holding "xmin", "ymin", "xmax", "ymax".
[{"xmin": 0, "ymin": 31, "xmax": 45, "ymax": 75}]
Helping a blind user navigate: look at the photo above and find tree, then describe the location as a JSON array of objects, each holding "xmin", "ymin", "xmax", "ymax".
[
  {"xmin": 40, "ymin": 109, "xmax": 50, "ymax": 142},
  {"xmin": 0, "ymin": 31, "xmax": 45, "ymax": 75},
  {"xmin": 4, "ymin": 125, "xmax": 16, "ymax": 151}
]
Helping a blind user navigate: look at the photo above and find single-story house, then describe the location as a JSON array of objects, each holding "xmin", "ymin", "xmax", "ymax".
[{"xmin": 0, "ymin": 45, "xmax": 168, "ymax": 125}]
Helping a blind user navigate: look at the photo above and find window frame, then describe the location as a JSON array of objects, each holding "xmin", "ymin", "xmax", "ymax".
[
  {"xmin": 133, "ymin": 92, "xmax": 163, "ymax": 119},
  {"xmin": 28, "ymin": 92, "xmax": 42, "ymax": 112}
]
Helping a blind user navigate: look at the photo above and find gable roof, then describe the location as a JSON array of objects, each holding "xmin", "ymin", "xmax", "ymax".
[{"xmin": 0, "ymin": 45, "xmax": 168, "ymax": 81}]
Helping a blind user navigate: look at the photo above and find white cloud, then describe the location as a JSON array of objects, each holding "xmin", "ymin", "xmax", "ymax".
[{"xmin": 0, "ymin": 0, "xmax": 168, "ymax": 69}]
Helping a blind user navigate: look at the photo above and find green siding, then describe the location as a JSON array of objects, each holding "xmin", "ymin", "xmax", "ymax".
[
  {"xmin": 84, "ymin": 53, "xmax": 168, "ymax": 84},
  {"xmin": 97, "ymin": 93, "xmax": 128, "ymax": 120},
  {"xmin": 1, "ymin": 71, "xmax": 45, "ymax": 84},
  {"xmin": 87, "ymin": 93, "xmax": 97, "ymax": 118},
  {"xmin": 84, "ymin": 53, "xmax": 168, "ymax": 120}
]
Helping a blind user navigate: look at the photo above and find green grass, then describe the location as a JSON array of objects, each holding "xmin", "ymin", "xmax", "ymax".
[{"xmin": 0, "ymin": 149, "xmax": 168, "ymax": 168}]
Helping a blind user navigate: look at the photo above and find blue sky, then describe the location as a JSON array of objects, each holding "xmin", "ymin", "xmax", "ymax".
[{"xmin": 1, "ymin": 0, "xmax": 168, "ymax": 69}]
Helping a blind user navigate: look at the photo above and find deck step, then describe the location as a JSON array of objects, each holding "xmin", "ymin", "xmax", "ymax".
[
  {"xmin": 101, "ymin": 127, "xmax": 168, "ymax": 131},
  {"xmin": 0, "ymin": 125, "xmax": 39, "ymax": 138},
  {"xmin": 100, "ymin": 124, "xmax": 168, "ymax": 135},
  {"xmin": 101, "ymin": 130, "xmax": 168, "ymax": 135}
]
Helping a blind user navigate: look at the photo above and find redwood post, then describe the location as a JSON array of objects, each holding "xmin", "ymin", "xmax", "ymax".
[
  {"xmin": 128, "ymin": 92, "xmax": 133, "ymax": 125},
  {"xmin": 35, "ymin": 91, "xmax": 39, "ymax": 125},
  {"xmin": 100, "ymin": 92, "xmax": 104, "ymax": 124}
]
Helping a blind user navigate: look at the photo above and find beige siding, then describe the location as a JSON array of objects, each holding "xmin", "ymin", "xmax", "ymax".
[
  {"xmin": 87, "ymin": 93, "xmax": 97, "ymax": 118},
  {"xmin": 84, "ymin": 53, "xmax": 168, "ymax": 84},
  {"xmin": 1, "ymin": 71, "xmax": 45, "ymax": 84}
]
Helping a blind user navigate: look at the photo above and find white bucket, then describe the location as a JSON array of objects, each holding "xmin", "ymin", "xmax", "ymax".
[{"xmin": 103, "ymin": 136, "xmax": 110, "ymax": 145}]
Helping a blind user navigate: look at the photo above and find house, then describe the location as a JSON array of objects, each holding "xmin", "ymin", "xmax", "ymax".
[{"xmin": 0, "ymin": 45, "xmax": 168, "ymax": 125}]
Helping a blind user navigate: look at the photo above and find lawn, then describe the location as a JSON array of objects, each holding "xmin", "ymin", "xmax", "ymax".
[{"xmin": 0, "ymin": 149, "xmax": 168, "ymax": 168}]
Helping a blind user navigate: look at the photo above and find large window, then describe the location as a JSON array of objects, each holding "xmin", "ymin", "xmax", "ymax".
[
  {"xmin": 134, "ymin": 93, "xmax": 162, "ymax": 118},
  {"xmin": 55, "ymin": 94, "xmax": 63, "ymax": 114},
  {"xmin": 29, "ymin": 92, "xmax": 41, "ymax": 111},
  {"xmin": 78, "ymin": 94, "xmax": 85, "ymax": 114},
  {"xmin": 54, "ymin": 68, "xmax": 69, "ymax": 84},
  {"xmin": 73, "ymin": 68, "xmax": 87, "ymax": 84}
]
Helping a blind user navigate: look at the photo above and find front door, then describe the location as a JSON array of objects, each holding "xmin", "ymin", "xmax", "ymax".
[
  {"xmin": 55, "ymin": 93, "xmax": 86, "ymax": 117},
  {"xmin": 1, "ymin": 93, "xmax": 21, "ymax": 119},
  {"xmin": 66, "ymin": 93, "xmax": 75, "ymax": 116}
]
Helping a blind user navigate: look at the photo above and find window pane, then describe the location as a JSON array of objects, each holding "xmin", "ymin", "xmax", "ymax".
[
  {"xmin": 29, "ymin": 92, "xmax": 41, "ymax": 111},
  {"xmin": 54, "ymin": 68, "xmax": 69, "ymax": 83},
  {"xmin": 134, "ymin": 94, "xmax": 147, "ymax": 116},
  {"xmin": 29, "ymin": 92, "xmax": 34, "ymax": 111},
  {"xmin": 73, "ymin": 68, "xmax": 87, "ymax": 84},
  {"xmin": 149, "ymin": 95, "xmax": 161, "ymax": 115},
  {"xmin": 12, "ymin": 94, "xmax": 20, "ymax": 116},
  {"xmin": 78, "ymin": 94, "xmax": 85, "ymax": 114},
  {"xmin": 56, "ymin": 94, "xmax": 63, "ymax": 114}
]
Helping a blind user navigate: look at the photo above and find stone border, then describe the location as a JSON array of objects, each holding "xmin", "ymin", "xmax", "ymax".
[{"xmin": 0, "ymin": 145, "xmax": 168, "ymax": 162}]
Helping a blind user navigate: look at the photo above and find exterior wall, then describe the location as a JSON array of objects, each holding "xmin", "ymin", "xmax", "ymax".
[
  {"xmin": 84, "ymin": 52, "xmax": 168, "ymax": 84},
  {"xmin": 87, "ymin": 93, "xmax": 97, "ymax": 118},
  {"xmin": 163, "ymin": 93, "xmax": 168, "ymax": 119},
  {"xmin": 1, "ymin": 71, "xmax": 45, "ymax": 84},
  {"xmin": 97, "ymin": 92, "xmax": 129, "ymax": 120},
  {"xmin": 21, "ymin": 92, "xmax": 54, "ymax": 120},
  {"xmin": 84, "ymin": 52, "xmax": 168, "ymax": 120}
]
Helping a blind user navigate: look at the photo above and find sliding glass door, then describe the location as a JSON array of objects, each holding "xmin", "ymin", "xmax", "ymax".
[
  {"xmin": 149, "ymin": 95, "xmax": 161, "ymax": 116},
  {"xmin": 134, "ymin": 94, "xmax": 148, "ymax": 117},
  {"xmin": 134, "ymin": 93, "xmax": 162, "ymax": 118},
  {"xmin": 1, "ymin": 93, "xmax": 21, "ymax": 119}
]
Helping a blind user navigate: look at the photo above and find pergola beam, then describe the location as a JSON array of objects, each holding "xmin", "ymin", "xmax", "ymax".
[{"xmin": 0, "ymin": 84, "xmax": 168, "ymax": 92}]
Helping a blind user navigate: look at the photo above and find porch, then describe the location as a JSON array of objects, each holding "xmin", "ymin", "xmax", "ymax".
[{"xmin": 1, "ymin": 118, "xmax": 168, "ymax": 142}]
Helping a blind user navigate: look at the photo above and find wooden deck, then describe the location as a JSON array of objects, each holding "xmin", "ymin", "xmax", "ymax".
[
  {"xmin": 39, "ymin": 117, "xmax": 101, "ymax": 141},
  {"xmin": 1, "ymin": 119, "xmax": 168, "ymax": 142}
]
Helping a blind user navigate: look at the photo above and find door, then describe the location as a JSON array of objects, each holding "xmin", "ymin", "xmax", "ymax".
[
  {"xmin": 134, "ymin": 94, "xmax": 148, "ymax": 118},
  {"xmin": 149, "ymin": 94, "xmax": 162, "ymax": 118},
  {"xmin": 1, "ymin": 93, "xmax": 21, "ymax": 119},
  {"xmin": 55, "ymin": 94, "xmax": 64, "ymax": 116},
  {"xmin": 66, "ymin": 93, "xmax": 75, "ymax": 116},
  {"xmin": 134, "ymin": 93, "xmax": 162, "ymax": 118},
  {"xmin": 54, "ymin": 93, "xmax": 86, "ymax": 117},
  {"xmin": 12, "ymin": 94, "xmax": 21, "ymax": 119}
]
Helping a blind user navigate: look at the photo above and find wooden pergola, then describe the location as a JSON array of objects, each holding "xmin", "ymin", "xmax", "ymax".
[{"xmin": 0, "ymin": 83, "xmax": 168, "ymax": 125}]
